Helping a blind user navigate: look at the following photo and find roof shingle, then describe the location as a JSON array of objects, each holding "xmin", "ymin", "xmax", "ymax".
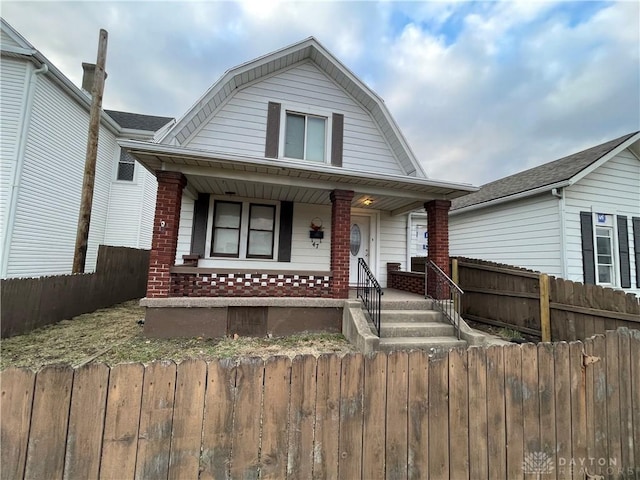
[
  {"xmin": 451, "ymin": 132, "xmax": 639, "ymax": 211},
  {"xmin": 105, "ymin": 109, "xmax": 173, "ymax": 132}
]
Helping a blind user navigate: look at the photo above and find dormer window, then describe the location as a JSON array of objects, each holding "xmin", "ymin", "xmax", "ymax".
[
  {"xmin": 284, "ymin": 112, "xmax": 326, "ymax": 162},
  {"xmin": 265, "ymin": 101, "xmax": 343, "ymax": 167}
]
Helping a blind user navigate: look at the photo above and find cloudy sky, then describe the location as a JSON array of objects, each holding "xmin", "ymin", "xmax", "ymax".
[{"xmin": 2, "ymin": 1, "xmax": 639, "ymax": 185}]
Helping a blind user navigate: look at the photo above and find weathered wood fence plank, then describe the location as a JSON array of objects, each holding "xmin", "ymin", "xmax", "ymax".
[
  {"xmin": 537, "ymin": 343, "xmax": 557, "ymax": 478},
  {"xmin": 467, "ymin": 347, "xmax": 488, "ymax": 479},
  {"xmin": 313, "ymin": 354, "xmax": 341, "ymax": 480},
  {"xmin": 63, "ymin": 363, "xmax": 109, "ymax": 480},
  {"xmin": 230, "ymin": 358, "xmax": 264, "ymax": 480},
  {"xmin": 99, "ymin": 363, "xmax": 144, "ymax": 479},
  {"xmin": 428, "ymin": 353, "xmax": 449, "ymax": 479},
  {"xmin": 337, "ymin": 353, "xmax": 364, "ymax": 480},
  {"xmin": 362, "ymin": 352, "xmax": 387, "ymax": 480},
  {"xmin": 260, "ymin": 356, "xmax": 292, "ymax": 480},
  {"xmin": 504, "ymin": 345, "xmax": 524, "ymax": 480},
  {"xmin": 134, "ymin": 361, "xmax": 177, "ymax": 480},
  {"xmin": 24, "ymin": 366, "xmax": 73, "ymax": 480},
  {"xmin": 168, "ymin": 359, "xmax": 207, "ymax": 480},
  {"xmin": 448, "ymin": 347, "xmax": 469, "ymax": 479},
  {"xmin": 200, "ymin": 358, "xmax": 237, "ymax": 480},
  {"xmin": 287, "ymin": 355, "xmax": 317, "ymax": 479},
  {"xmin": 485, "ymin": 345, "xmax": 507, "ymax": 479},
  {"xmin": 407, "ymin": 350, "xmax": 429, "ymax": 480},
  {"xmin": 385, "ymin": 351, "xmax": 408, "ymax": 480},
  {"xmin": 553, "ymin": 342, "xmax": 572, "ymax": 479},
  {"xmin": 0, "ymin": 368, "xmax": 35, "ymax": 480}
]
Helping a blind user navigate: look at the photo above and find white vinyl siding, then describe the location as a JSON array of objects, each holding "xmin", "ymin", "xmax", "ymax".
[
  {"xmin": 1, "ymin": 29, "xmax": 21, "ymax": 49},
  {"xmin": 105, "ymin": 153, "xmax": 157, "ymax": 249},
  {"xmin": 186, "ymin": 61, "xmax": 406, "ymax": 176},
  {"xmin": 0, "ymin": 58, "xmax": 28, "ymax": 258},
  {"xmin": 5, "ymin": 72, "xmax": 116, "ymax": 277},
  {"xmin": 564, "ymin": 150, "xmax": 640, "ymax": 293},
  {"xmin": 379, "ymin": 212, "xmax": 407, "ymax": 287},
  {"xmin": 450, "ymin": 194, "xmax": 563, "ymax": 277}
]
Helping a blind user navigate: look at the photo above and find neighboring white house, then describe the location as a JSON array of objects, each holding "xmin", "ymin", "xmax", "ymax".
[
  {"xmin": 450, "ymin": 132, "xmax": 640, "ymax": 296},
  {"xmin": 0, "ymin": 19, "xmax": 174, "ymax": 278}
]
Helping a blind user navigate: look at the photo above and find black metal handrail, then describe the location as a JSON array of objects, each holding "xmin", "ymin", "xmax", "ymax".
[
  {"xmin": 425, "ymin": 260, "xmax": 463, "ymax": 339},
  {"xmin": 356, "ymin": 257, "xmax": 383, "ymax": 336}
]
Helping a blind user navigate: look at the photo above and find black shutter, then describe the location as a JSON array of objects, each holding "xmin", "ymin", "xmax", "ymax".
[
  {"xmin": 190, "ymin": 193, "xmax": 210, "ymax": 257},
  {"xmin": 277, "ymin": 201, "xmax": 294, "ymax": 262},
  {"xmin": 617, "ymin": 215, "xmax": 631, "ymax": 288},
  {"xmin": 633, "ymin": 217, "xmax": 640, "ymax": 287},
  {"xmin": 265, "ymin": 102, "xmax": 281, "ymax": 158},
  {"xmin": 580, "ymin": 211, "xmax": 595, "ymax": 285},
  {"xmin": 331, "ymin": 113, "xmax": 344, "ymax": 167}
]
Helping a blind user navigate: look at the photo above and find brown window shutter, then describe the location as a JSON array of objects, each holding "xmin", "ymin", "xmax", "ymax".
[
  {"xmin": 277, "ymin": 201, "xmax": 294, "ymax": 262},
  {"xmin": 265, "ymin": 102, "xmax": 281, "ymax": 158},
  {"xmin": 190, "ymin": 193, "xmax": 210, "ymax": 257},
  {"xmin": 331, "ymin": 113, "xmax": 344, "ymax": 167}
]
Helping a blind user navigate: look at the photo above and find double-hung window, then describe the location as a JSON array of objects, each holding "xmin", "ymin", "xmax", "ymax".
[
  {"xmin": 210, "ymin": 201, "xmax": 276, "ymax": 259},
  {"xmin": 211, "ymin": 201, "xmax": 242, "ymax": 257},
  {"xmin": 117, "ymin": 149, "xmax": 135, "ymax": 181},
  {"xmin": 284, "ymin": 112, "xmax": 326, "ymax": 162},
  {"xmin": 596, "ymin": 227, "xmax": 614, "ymax": 284}
]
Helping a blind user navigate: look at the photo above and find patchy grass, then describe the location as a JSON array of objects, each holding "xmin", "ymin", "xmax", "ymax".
[{"xmin": 1, "ymin": 300, "xmax": 356, "ymax": 370}]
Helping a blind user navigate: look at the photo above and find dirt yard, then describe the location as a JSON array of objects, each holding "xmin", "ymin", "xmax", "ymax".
[{"xmin": 0, "ymin": 300, "xmax": 356, "ymax": 370}]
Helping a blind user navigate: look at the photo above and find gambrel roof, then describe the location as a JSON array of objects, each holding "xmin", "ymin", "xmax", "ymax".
[
  {"xmin": 451, "ymin": 131, "xmax": 640, "ymax": 213},
  {"xmin": 163, "ymin": 37, "xmax": 426, "ymax": 177}
]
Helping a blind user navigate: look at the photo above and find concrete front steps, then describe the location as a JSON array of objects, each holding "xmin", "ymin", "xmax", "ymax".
[{"xmin": 377, "ymin": 298, "xmax": 466, "ymax": 352}]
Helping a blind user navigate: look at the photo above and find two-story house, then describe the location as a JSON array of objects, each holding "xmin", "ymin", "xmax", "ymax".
[{"xmin": 120, "ymin": 37, "xmax": 478, "ymax": 337}]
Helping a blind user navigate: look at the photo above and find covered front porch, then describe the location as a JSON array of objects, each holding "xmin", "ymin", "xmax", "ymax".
[{"xmin": 122, "ymin": 140, "xmax": 476, "ymax": 337}]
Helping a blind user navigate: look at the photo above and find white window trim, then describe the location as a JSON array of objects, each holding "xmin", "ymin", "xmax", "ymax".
[
  {"xmin": 204, "ymin": 196, "xmax": 280, "ymax": 261},
  {"xmin": 591, "ymin": 212, "xmax": 620, "ymax": 287},
  {"xmin": 278, "ymin": 101, "xmax": 333, "ymax": 164}
]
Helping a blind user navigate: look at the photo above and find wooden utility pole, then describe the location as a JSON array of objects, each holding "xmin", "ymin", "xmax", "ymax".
[{"xmin": 72, "ymin": 29, "xmax": 108, "ymax": 273}]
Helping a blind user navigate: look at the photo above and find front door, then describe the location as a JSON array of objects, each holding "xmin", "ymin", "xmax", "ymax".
[{"xmin": 349, "ymin": 215, "xmax": 370, "ymax": 285}]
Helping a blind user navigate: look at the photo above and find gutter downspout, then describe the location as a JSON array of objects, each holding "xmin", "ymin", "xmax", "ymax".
[
  {"xmin": 406, "ymin": 213, "xmax": 412, "ymax": 271},
  {"xmin": 1, "ymin": 62, "xmax": 48, "ymax": 277}
]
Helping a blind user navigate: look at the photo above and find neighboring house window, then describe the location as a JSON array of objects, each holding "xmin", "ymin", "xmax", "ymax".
[
  {"xmin": 117, "ymin": 150, "xmax": 135, "ymax": 181},
  {"xmin": 595, "ymin": 222, "xmax": 614, "ymax": 284},
  {"xmin": 210, "ymin": 201, "xmax": 276, "ymax": 259},
  {"xmin": 581, "ymin": 211, "xmax": 632, "ymax": 288},
  {"xmin": 284, "ymin": 112, "xmax": 326, "ymax": 162}
]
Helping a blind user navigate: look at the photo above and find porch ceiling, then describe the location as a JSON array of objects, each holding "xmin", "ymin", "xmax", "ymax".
[{"xmin": 120, "ymin": 140, "xmax": 478, "ymax": 215}]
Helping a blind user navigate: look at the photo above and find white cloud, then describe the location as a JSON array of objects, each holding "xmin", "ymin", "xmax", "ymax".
[{"xmin": 2, "ymin": 0, "xmax": 638, "ymax": 186}]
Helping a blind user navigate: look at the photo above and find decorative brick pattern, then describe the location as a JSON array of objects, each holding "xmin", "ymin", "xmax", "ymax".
[
  {"xmin": 170, "ymin": 272, "xmax": 332, "ymax": 297},
  {"xmin": 425, "ymin": 199, "xmax": 451, "ymax": 298},
  {"xmin": 330, "ymin": 189, "xmax": 354, "ymax": 299},
  {"xmin": 147, "ymin": 171, "xmax": 187, "ymax": 298},
  {"xmin": 387, "ymin": 269, "xmax": 425, "ymax": 295}
]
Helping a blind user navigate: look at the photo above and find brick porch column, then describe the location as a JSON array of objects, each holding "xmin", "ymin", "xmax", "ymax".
[
  {"xmin": 330, "ymin": 189, "xmax": 354, "ymax": 299},
  {"xmin": 425, "ymin": 199, "xmax": 451, "ymax": 299},
  {"xmin": 146, "ymin": 171, "xmax": 187, "ymax": 298}
]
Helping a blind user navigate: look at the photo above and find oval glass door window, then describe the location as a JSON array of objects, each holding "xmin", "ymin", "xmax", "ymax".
[{"xmin": 350, "ymin": 224, "xmax": 361, "ymax": 256}]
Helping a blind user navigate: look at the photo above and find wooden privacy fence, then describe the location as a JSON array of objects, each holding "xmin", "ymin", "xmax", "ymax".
[
  {"xmin": 1, "ymin": 246, "xmax": 150, "ymax": 338},
  {"xmin": 2, "ymin": 328, "xmax": 639, "ymax": 480},
  {"xmin": 454, "ymin": 257, "xmax": 640, "ymax": 341}
]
